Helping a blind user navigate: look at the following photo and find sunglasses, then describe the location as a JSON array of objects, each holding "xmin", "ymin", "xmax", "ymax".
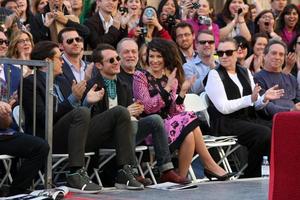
[
  {"xmin": 105, "ymin": 56, "xmax": 121, "ymax": 64},
  {"xmin": 216, "ymin": 50, "xmax": 236, "ymax": 57},
  {"xmin": 198, "ymin": 40, "xmax": 215, "ymax": 45},
  {"xmin": 66, "ymin": 37, "xmax": 83, "ymax": 44},
  {"xmin": 238, "ymin": 43, "xmax": 247, "ymax": 50},
  {"xmin": 0, "ymin": 39, "xmax": 9, "ymax": 46}
]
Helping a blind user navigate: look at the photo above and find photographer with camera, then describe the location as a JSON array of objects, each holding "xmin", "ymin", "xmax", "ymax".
[
  {"xmin": 157, "ymin": 0, "xmax": 181, "ymax": 35},
  {"xmin": 216, "ymin": 0, "xmax": 252, "ymax": 42},
  {"xmin": 135, "ymin": 6, "xmax": 171, "ymax": 47},
  {"xmin": 183, "ymin": 0, "xmax": 220, "ymax": 47}
]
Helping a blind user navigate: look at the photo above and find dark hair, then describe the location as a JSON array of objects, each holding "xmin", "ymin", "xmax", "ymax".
[
  {"xmin": 288, "ymin": 33, "xmax": 300, "ymax": 52},
  {"xmin": 252, "ymin": 32, "xmax": 269, "ymax": 47},
  {"xmin": 157, "ymin": 0, "xmax": 180, "ymax": 19},
  {"xmin": 172, "ymin": 22, "xmax": 194, "ymax": 41},
  {"xmin": 264, "ymin": 39, "xmax": 287, "ymax": 55},
  {"xmin": 146, "ymin": 38, "xmax": 184, "ymax": 86},
  {"xmin": 57, "ymin": 27, "xmax": 78, "ymax": 43},
  {"xmin": 193, "ymin": 0, "xmax": 215, "ymax": 21},
  {"xmin": 234, "ymin": 35, "xmax": 250, "ymax": 57},
  {"xmin": 92, "ymin": 43, "xmax": 116, "ymax": 63},
  {"xmin": 31, "ymin": 41, "xmax": 59, "ymax": 60},
  {"xmin": 1, "ymin": 0, "xmax": 17, "ymax": 7},
  {"xmin": 221, "ymin": 0, "xmax": 249, "ymax": 22},
  {"xmin": 254, "ymin": 10, "xmax": 275, "ymax": 33},
  {"xmin": 276, "ymin": 4, "xmax": 300, "ymax": 34}
]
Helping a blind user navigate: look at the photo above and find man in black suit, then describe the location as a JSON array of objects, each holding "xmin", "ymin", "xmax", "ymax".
[
  {"xmin": 22, "ymin": 41, "xmax": 101, "ymax": 193},
  {"xmin": 84, "ymin": 0, "xmax": 127, "ymax": 48}
]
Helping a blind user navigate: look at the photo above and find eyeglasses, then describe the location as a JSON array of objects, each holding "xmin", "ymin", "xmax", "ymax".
[
  {"xmin": 216, "ymin": 50, "xmax": 236, "ymax": 57},
  {"xmin": 104, "ymin": 56, "xmax": 121, "ymax": 64},
  {"xmin": 198, "ymin": 40, "xmax": 215, "ymax": 45},
  {"xmin": 17, "ymin": 38, "xmax": 31, "ymax": 44},
  {"xmin": 0, "ymin": 39, "xmax": 9, "ymax": 46},
  {"xmin": 238, "ymin": 43, "xmax": 247, "ymax": 50},
  {"xmin": 66, "ymin": 37, "xmax": 83, "ymax": 45}
]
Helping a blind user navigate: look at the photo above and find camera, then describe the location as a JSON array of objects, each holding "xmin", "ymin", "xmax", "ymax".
[
  {"xmin": 118, "ymin": 7, "xmax": 128, "ymax": 15},
  {"xmin": 198, "ymin": 16, "xmax": 212, "ymax": 26},
  {"xmin": 145, "ymin": 8, "xmax": 155, "ymax": 19},
  {"xmin": 140, "ymin": 27, "xmax": 147, "ymax": 35},
  {"xmin": 237, "ymin": 8, "xmax": 243, "ymax": 15},
  {"xmin": 53, "ymin": 4, "xmax": 59, "ymax": 12},
  {"xmin": 166, "ymin": 15, "xmax": 176, "ymax": 27},
  {"xmin": 192, "ymin": 2, "xmax": 200, "ymax": 9}
]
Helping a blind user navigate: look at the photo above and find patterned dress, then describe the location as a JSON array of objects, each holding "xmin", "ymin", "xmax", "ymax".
[{"xmin": 133, "ymin": 70, "xmax": 200, "ymax": 151}]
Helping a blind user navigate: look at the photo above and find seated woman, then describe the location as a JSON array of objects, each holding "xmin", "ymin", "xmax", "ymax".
[
  {"xmin": 6, "ymin": 30, "xmax": 33, "ymax": 78},
  {"xmin": 233, "ymin": 35, "xmax": 250, "ymax": 66},
  {"xmin": 133, "ymin": 38, "xmax": 234, "ymax": 180},
  {"xmin": 205, "ymin": 37, "xmax": 284, "ymax": 177}
]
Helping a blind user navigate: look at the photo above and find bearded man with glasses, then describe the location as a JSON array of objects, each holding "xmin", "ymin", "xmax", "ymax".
[
  {"xmin": 204, "ymin": 37, "xmax": 285, "ymax": 178},
  {"xmin": 183, "ymin": 30, "xmax": 218, "ymax": 95}
]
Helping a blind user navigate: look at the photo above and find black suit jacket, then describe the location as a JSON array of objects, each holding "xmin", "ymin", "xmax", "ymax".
[
  {"xmin": 22, "ymin": 71, "xmax": 74, "ymax": 138},
  {"xmin": 61, "ymin": 58, "xmax": 87, "ymax": 87},
  {"xmin": 84, "ymin": 13, "xmax": 127, "ymax": 48},
  {"xmin": 84, "ymin": 73, "xmax": 132, "ymax": 117}
]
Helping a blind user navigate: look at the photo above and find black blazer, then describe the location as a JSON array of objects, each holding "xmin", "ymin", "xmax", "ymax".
[
  {"xmin": 84, "ymin": 13, "xmax": 127, "ymax": 48},
  {"xmin": 61, "ymin": 58, "xmax": 87, "ymax": 87},
  {"xmin": 84, "ymin": 73, "xmax": 133, "ymax": 117},
  {"xmin": 22, "ymin": 71, "xmax": 74, "ymax": 138}
]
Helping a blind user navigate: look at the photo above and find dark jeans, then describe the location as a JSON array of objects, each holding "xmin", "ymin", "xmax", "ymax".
[
  {"xmin": 53, "ymin": 107, "xmax": 90, "ymax": 167},
  {"xmin": 230, "ymin": 118, "xmax": 271, "ymax": 177},
  {"xmin": 0, "ymin": 133, "xmax": 49, "ymax": 194},
  {"xmin": 134, "ymin": 114, "xmax": 174, "ymax": 173},
  {"xmin": 86, "ymin": 106, "xmax": 136, "ymax": 166}
]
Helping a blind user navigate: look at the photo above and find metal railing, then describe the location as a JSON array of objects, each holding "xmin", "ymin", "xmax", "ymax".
[{"xmin": 0, "ymin": 58, "xmax": 54, "ymax": 189}]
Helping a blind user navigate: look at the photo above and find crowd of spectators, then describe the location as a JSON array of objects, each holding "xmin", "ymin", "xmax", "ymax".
[{"xmin": 0, "ymin": 0, "xmax": 300, "ymax": 197}]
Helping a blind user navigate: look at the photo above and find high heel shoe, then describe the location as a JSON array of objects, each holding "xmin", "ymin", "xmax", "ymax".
[{"xmin": 204, "ymin": 169, "xmax": 236, "ymax": 181}]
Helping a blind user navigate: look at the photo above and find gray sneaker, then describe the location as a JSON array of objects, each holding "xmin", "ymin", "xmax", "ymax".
[
  {"xmin": 115, "ymin": 165, "xmax": 144, "ymax": 190},
  {"xmin": 66, "ymin": 168, "xmax": 101, "ymax": 193}
]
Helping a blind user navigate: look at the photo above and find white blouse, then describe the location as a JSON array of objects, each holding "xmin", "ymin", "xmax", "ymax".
[{"xmin": 205, "ymin": 68, "xmax": 266, "ymax": 115}]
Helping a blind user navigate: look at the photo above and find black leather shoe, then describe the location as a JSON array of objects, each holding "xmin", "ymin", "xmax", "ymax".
[{"xmin": 204, "ymin": 169, "xmax": 236, "ymax": 181}]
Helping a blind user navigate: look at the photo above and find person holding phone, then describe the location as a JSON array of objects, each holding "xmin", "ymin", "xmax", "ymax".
[{"xmin": 216, "ymin": 0, "xmax": 252, "ymax": 42}]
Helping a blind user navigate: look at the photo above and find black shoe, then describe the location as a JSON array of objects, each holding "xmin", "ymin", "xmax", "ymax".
[
  {"xmin": 67, "ymin": 168, "xmax": 102, "ymax": 193},
  {"xmin": 204, "ymin": 169, "xmax": 236, "ymax": 181},
  {"xmin": 115, "ymin": 165, "xmax": 144, "ymax": 190}
]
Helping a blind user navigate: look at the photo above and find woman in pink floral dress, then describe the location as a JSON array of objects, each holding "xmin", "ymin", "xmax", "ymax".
[{"xmin": 133, "ymin": 38, "xmax": 233, "ymax": 179}]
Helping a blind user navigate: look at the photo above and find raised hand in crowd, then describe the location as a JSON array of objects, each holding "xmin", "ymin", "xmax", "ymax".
[
  {"xmin": 179, "ymin": 76, "xmax": 196, "ymax": 98},
  {"xmin": 282, "ymin": 52, "xmax": 297, "ymax": 74},
  {"xmin": 165, "ymin": 68, "xmax": 177, "ymax": 92},
  {"xmin": 71, "ymin": 80, "xmax": 87, "ymax": 101},
  {"xmin": 86, "ymin": 84, "xmax": 105, "ymax": 104},
  {"xmin": 180, "ymin": 1, "xmax": 193, "ymax": 20},
  {"xmin": 263, "ymin": 84, "xmax": 285, "ymax": 103},
  {"xmin": 251, "ymin": 83, "xmax": 261, "ymax": 102},
  {"xmin": 44, "ymin": 12, "xmax": 55, "ymax": 27}
]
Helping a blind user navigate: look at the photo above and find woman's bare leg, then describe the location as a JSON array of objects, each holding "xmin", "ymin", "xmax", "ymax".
[
  {"xmin": 178, "ymin": 132, "xmax": 195, "ymax": 177},
  {"xmin": 193, "ymin": 127, "xmax": 227, "ymax": 176}
]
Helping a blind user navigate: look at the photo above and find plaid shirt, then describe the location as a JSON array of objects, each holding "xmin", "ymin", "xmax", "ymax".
[{"xmin": 103, "ymin": 78, "xmax": 117, "ymax": 99}]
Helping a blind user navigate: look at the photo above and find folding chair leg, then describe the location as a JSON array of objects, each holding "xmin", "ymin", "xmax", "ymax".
[
  {"xmin": 145, "ymin": 162, "xmax": 157, "ymax": 185},
  {"xmin": 0, "ymin": 159, "xmax": 13, "ymax": 187}
]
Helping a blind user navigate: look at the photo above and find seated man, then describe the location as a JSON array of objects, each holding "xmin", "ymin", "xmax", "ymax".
[
  {"xmin": 254, "ymin": 39, "xmax": 300, "ymax": 119},
  {"xmin": 22, "ymin": 41, "xmax": 101, "ymax": 193},
  {"xmin": 0, "ymin": 100, "xmax": 49, "ymax": 197}
]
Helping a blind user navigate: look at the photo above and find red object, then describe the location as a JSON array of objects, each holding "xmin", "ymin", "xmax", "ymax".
[
  {"xmin": 160, "ymin": 170, "xmax": 190, "ymax": 184},
  {"xmin": 269, "ymin": 112, "xmax": 300, "ymax": 200}
]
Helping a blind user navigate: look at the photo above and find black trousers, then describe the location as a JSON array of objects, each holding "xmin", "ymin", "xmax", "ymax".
[
  {"xmin": 230, "ymin": 118, "xmax": 271, "ymax": 178},
  {"xmin": 86, "ymin": 106, "xmax": 136, "ymax": 166},
  {"xmin": 0, "ymin": 133, "xmax": 49, "ymax": 194},
  {"xmin": 53, "ymin": 107, "xmax": 90, "ymax": 167}
]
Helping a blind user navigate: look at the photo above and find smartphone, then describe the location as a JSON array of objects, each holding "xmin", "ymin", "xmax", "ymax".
[{"xmin": 238, "ymin": 8, "xmax": 243, "ymax": 15}]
